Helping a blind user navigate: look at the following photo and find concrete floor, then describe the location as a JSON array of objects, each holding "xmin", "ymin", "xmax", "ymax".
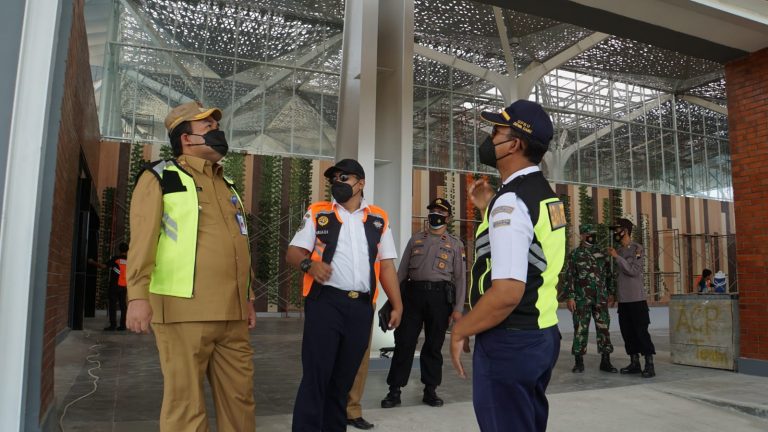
[{"xmin": 54, "ymin": 308, "xmax": 768, "ymax": 431}]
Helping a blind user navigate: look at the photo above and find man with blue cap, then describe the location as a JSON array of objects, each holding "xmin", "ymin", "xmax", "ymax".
[{"xmin": 450, "ymin": 100, "xmax": 565, "ymax": 432}]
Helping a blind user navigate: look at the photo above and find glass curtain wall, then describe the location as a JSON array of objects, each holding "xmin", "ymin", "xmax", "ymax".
[
  {"xmin": 413, "ymin": 64, "xmax": 731, "ymax": 200},
  {"xmin": 98, "ymin": 0, "xmax": 732, "ymax": 201},
  {"xmin": 100, "ymin": 0, "xmax": 343, "ymax": 159}
]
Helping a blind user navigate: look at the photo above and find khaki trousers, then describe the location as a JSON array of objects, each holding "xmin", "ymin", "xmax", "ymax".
[
  {"xmin": 346, "ymin": 328, "xmax": 373, "ymax": 419},
  {"xmin": 153, "ymin": 320, "xmax": 255, "ymax": 432}
]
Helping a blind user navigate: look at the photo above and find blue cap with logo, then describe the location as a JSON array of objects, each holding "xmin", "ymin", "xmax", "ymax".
[{"xmin": 480, "ymin": 100, "xmax": 554, "ymax": 148}]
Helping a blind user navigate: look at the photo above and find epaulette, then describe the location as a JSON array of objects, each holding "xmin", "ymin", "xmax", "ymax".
[
  {"xmin": 447, "ymin": 232, "xmax": 463, "ymax": 245},
  {"xmin": 138, "ymin": 159, "xmax": 172, "ymax": 183}
]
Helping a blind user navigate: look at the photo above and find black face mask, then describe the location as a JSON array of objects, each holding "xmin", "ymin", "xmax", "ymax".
[
  {"xmin": 428, "ymin": 212, "xmax": 447, "ymax": 229},
  {"xmin": 331, "ymin": 181, "xmax": 357, "ymax": 204},
  {"xmin": 584, "ymin": 235, "xmax": 595, "ymax": 246},
  {"xmin": 189, "ymin": 130, "xmax": 229, "ymax": 157},
  {"xmin": 478, "ymin": 136, "xmax": 516, "ymax": 168}
]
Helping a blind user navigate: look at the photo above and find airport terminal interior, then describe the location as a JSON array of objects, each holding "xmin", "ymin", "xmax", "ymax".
[{"xmin": 2, "ymin": 0, "xmax": 768, "ymax": 431}]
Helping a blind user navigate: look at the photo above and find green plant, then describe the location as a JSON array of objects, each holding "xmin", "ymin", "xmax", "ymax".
[
  {"xmin": 444, "ymin": 171, "xmax": 457, "ymax": 235},
  {"xmin": 610, "ymin": 189, "xmax": 623, "ymax": 225},
  {"xmin": 578, "ymin": 185, "xmax": 594, "ymax": 226},
  {"xmin": 600, "ymin": 190, "xmax": 624, "ymax": 294},
  {"xmin": 159, "ymin": 143, "xmax": 174, "ymax": 160},
  {"xmin": 124, "ymin": 143, "xmax": 148, "ymax": 242},
  {"xmin": 222, "ymin": 151, "xmax": 246, "ymax": 194},
  {"xmin": 255, "ymin": 155, "xmax": 283, "ymax": 310},
  {"xmin": 287, "ymin": 158, "xmax": 313, "ymax": 309},
  {"xmin": 96, "ymin": 187, "xmax": 116, "ymax": 309}
]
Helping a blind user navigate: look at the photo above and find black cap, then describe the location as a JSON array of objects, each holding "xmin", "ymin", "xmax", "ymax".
[
  {"xmin": 610, "ymin": 218, "xmax": 634, "ymax": 231},
  {"xmin": 427, "ymin": 198, "xmax": 452, "ymax": 214},
  {"xmin": 323, "ymin": 158, "xmax": 365, "ymax": 179},
  {"xmin": 480, "ymin": 100, "xmax": 554, "ymax": 147}
]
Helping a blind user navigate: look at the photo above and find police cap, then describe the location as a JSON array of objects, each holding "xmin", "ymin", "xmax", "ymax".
[{"xmin": 427, "ymin": 198, "xmax": 452, "ymax": 214}]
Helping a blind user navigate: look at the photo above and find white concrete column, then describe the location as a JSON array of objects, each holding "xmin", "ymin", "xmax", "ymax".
[
  {"xmin": 0, "ymin": 0, "xmax": 64, "ymax": 430},
  {"xmin": 371, "ymin": 0, "xmax": 415, "ymax": 354},
  {"xmin": 336, "ymin": 0, "xmax": 380, "ymax": 194}
]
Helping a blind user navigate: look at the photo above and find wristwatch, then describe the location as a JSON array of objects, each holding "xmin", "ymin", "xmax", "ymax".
[{"xmin": 300, "ymin": 258, "xmax": 313, "ymax": 273}]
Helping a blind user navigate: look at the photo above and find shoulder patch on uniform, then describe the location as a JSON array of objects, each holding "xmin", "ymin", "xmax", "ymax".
[
  {"xmin": 547, "ymin": 201, "xmax": 567, "ymax": 230},
  {"xmin": 493, "ymin": 218, "xmax": 511, "ymax": 228},
  {"xmin": 298, "ymin": 213, "xmax": 310, "ymax": 231},
  {"xmin": 491, "ymin": 205, "xmax": 515, "ymax": 217}
]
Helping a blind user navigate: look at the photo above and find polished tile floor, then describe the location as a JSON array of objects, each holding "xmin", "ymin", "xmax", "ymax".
[{"xmin": 53, "ymin": 309, "xmax": 766, "ymax": 431}]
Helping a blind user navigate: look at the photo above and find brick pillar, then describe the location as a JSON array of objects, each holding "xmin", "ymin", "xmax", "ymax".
[{"xmin": 725, "ymin": 48, "xmax": 768, "ymax": 376}]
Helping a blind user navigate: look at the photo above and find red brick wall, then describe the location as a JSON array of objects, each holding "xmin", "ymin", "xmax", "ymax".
[
  {"xmin": 40, "ymin": 0, "xmax": 102, "ymax": 418},
  {"xmin": 725, "ymin": 48, "xmax": 768, "ymax": 361}
]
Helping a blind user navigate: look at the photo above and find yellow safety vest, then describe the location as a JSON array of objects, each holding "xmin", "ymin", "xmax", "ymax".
[{"xmin": 145, "ymin": 160, "xmax": 247, "ymax": 298}]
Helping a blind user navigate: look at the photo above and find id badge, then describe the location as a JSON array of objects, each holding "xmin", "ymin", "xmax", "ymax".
[{"xmin": 236, "ymin": 212, "xmax": 248, "ymax": 235}]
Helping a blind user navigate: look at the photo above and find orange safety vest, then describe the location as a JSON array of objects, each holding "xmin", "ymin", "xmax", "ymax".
[
  {"xmin": 117, "ymin": 258, "xmax": 127, "ymax": 287},
  {"xmin": 301, "ymin": 201, "xmax": 389, "ymax": 304}
]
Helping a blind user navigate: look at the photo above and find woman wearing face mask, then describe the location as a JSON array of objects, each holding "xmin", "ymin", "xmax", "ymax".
[
  {"xmin": 286, "ymin": 158, "xmax": 403, "ymax": 432},
  {"xmin": 381, "ymin": 198, "xmax": 466, "ymax": 410},
  {"xmin": 607, "ymin": 218, "xmax": 656, "ymax": 378}
]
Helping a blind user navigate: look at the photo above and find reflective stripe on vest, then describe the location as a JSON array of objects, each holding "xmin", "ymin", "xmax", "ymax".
[
  {"xmin": 145, "ymin": 160, "xmax": 249, "ymax": 298},
  {"xmin": 468, "ymin": 171, "xmax": 565, "ymax": 329},
  {"xmin": 301, "ymin": 201, "xmax": 387, "ymax": 304},
  {"xmin": 117, "ymin": 258, "xmax": 127, "ymax": 287}
]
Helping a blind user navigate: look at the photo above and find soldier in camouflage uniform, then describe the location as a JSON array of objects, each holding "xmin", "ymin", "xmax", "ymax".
[{"xmin": 564, "ymin": 224, "xmax": 618, "ymax": 373}]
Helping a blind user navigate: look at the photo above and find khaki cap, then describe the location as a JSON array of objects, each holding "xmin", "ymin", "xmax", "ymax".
[{"xmin": 164, "ymin": 101, "xmax": 222, "ymax": 133}]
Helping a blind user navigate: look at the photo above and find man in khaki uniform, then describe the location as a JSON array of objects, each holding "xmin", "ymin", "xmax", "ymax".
[
  {"xmin": 382, "ymin": 198, "xmax": 466, "ymax": 408},
  {"xmin": 126, "ymin": 101, "xmax": 257, "ymax": 432}
]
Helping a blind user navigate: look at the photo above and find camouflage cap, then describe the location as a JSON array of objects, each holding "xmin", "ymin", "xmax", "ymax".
[{"xmin": 579, "ymin": 224, "xmax": 596, "ymax": 234}]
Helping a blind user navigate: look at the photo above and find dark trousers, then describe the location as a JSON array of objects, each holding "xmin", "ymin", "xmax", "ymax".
[
  {"xmin": 387, "ymin": 286, "xmax": 452, "ymax": 389},
  {"xmin": 292, "ymin": 287, "xmax": 373, "ymax": 432},
  {"xmin": 107, "ymin": 284, "xmax": 127, "ymax": 328},
  {"xmin": 618, "ymin": 300, "xmax": 656, "ymax": 355},
  {"xmin": 473, "ymin": 326, "xmax": 560, "ymax": 432}
]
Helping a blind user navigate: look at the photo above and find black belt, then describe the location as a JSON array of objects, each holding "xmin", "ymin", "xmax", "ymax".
[
  {"xmin": 409, "ymin": 280, "xmax": 448, "ymax": 291},
  {"xmin": 319, "ymin": 285, "xmax": 371, "ymax": 302}
]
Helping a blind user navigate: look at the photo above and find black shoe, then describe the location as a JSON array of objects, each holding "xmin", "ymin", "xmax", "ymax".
[
  {"xmin": 572, "ymin": 354, "xmax": 584, "ymax": 373},
  {"xmin": 103, "ymin": 326, "xmax": 116, "ymax": 331},
  {"xmin": 116, "ymin": 326, "xmax": 126, "ymax": 331},
  {"xmin": 422, "ymin": 393, "xmax": 444, "ymax": 407},
  {"xmin": 599, "ymin": 353, "xmax": 618, "ymax": 373},
  {"xmin": 347, "ymin": 417, "xmax": 374, "ymax": 430},
  {"xmin": 641, "ymin": 354, "xmax": 656, "ymax": 378},
  {"xmin": 620, "ymin": 354, "xmax": 642, "ymax": 374},
  {"xmin": 381, "ymin": 388, "xmax": 401, "ymax": 408}
]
